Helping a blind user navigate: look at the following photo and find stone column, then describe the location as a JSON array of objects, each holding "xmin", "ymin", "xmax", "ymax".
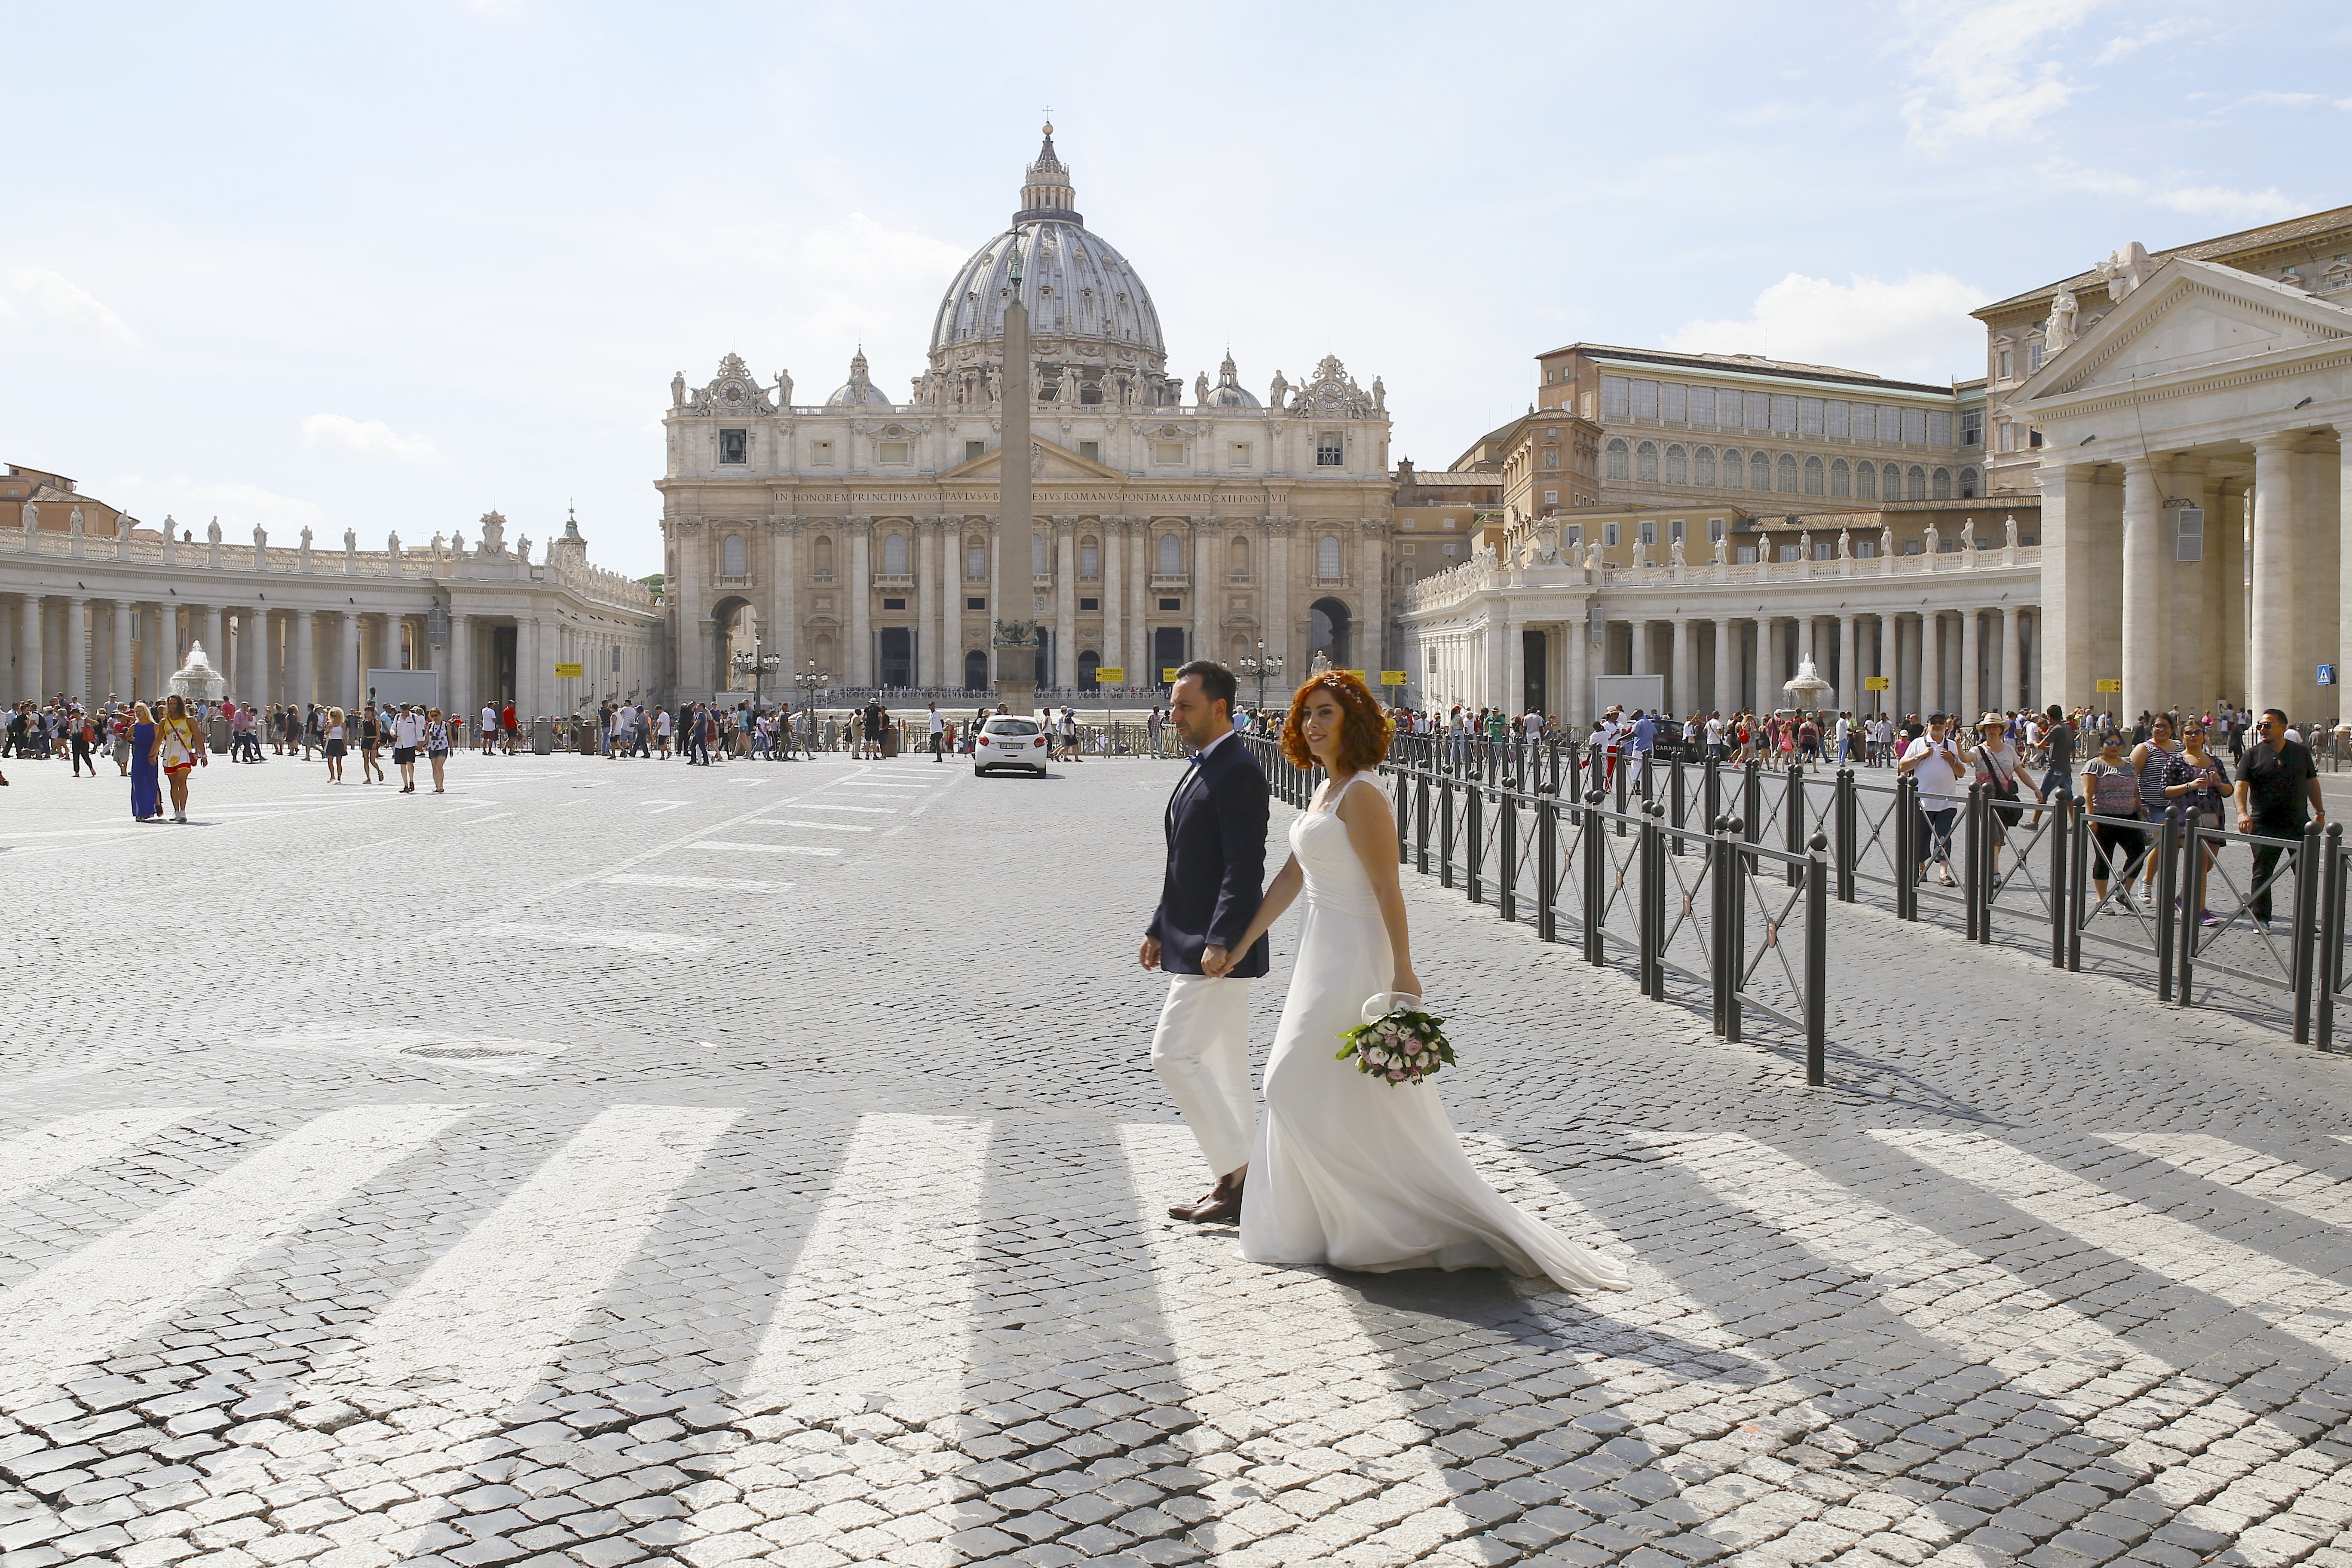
[
  {"xmin": 2249, "ymin": 435, "xmax": 2298, "ymax": 723},
  {"xmin": 775, "ymin": 522, "xmax": 801, "ymax": 695},
  {"xmin": 1919, "ymin": 611, "xmax": 1938, "ymax": 719},
  {"xmin": 847, "ymin": 517, "xmax": 873, "ymax": 689},
  {"xmin": 1502, "ymin": 605, "xmax": 1525, "ymax": 715},
  {"xmin": 1264, "ymin": 521, "xmax": 1289, "ymax": 687},
  {"xmin": 916, "ymin": 521, "xmax": 941, "ymax": 688},
  {"xmin": 1628, "ymin": 617, "xmax": 1651, "ymax": 679},
  {"xmin": 1713, "ymin": 618, "xmax": 1736, "ymax": 717},
  {"xmin": 21, "ymin": 593, "xmax": 46, "ymax": 703},
  {"xmin": 292, "ymin": 609, "xmax": 316, "ymax": 710},
  {"xmin": 1670, "ymin": 617, "xmax": 1692, "ymax": 717},
  {"xmin": 2119, "ymin": 456, "xmax": 2166, "ymax": 725},
  {"xmin": 1837, "ymin": 615, "xmax": 1857, "ymax": 714},
  {"xmin": 204, "ymin": 605, "xmax": 226, "ymax": 683},
  {"xmin": 1053, "ymin": 518, "xmax": 1078, "ymax": 688},
  {"xmin": 1960, "ymin": 606, "xmax": 1982, "ymax": 724},
  {"xmin": 1102, "ymin": 523, "xmax": 1124, "ymax": 690},
  {"xmin": 2001, "ymin": 605, "xmax": 2022, "ymax": 714},
  {"xmin": 1190, "ymin": 520, "xmax": 1215, "ymax": 669},
  {"xmin": 112, "ymin": 600, "xmax": 136, "ymax": 703},
  {"xmin": 446, "ymin": 612, "xmax": 470, "ymax": 717},
  {"xmin": 64, "ymin": 598, "xmax": 87, "ymax": 701},
  {"xmin": 1873, "ymin": 616, "xmax": 1893, "ymax": 717},
  {"xmin": 1566, "ymin": 606, "xmax": 1590, "ymax": 727}
]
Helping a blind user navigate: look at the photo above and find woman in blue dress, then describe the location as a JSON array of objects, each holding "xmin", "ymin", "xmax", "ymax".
[{"xmin": 129, "ymin": 703, "xmax": 162, "ymax": 822}]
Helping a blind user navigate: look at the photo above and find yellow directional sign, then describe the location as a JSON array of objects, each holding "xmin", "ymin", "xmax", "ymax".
[
  {"xmin": 554, "ymin": 662, "xmax": 584, "ymax": 678},
  {"xmin": 1347, "ymin": 671, "xmax": 1369, "ymax": 682},
  {"xmin": 2096, "ymin": 678, "xmax": 2122, "ymax": 693},
  {"xmin": 1864, "ymin": 676, "xmax": 1889, "ymax": 691},
  {"xmin": 1380, "ymin": 671, "xmax": 1409, "ymax": 686},
  {"xmin": 1162, "ymin": 667, "xmax": 1179, "ymax": 682},
  {"xmin": 1095, "ymin": 666, "xmax": 1125, "ymax": 682}
]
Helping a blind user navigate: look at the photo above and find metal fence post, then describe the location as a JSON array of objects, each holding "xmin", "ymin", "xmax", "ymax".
[
  {"xmin": 2175, "ymin": 811, "xmax": 2200, "ymax": 1007},
  {"xmin": 2294, "ymin": 820, "xmax": 2324, "ymax": 1044},
  {"xmin": 1709, "ymin": 823, "xmax": 1729, "ymax": 1035},
  {"xmin": 1499, "ymin": 788, "xmax": 1519, "ymax": 924},
  {"xmin": 1807, "ymin": 835, "xmax": 1828, "ymax": 1086},
  {"xmin": 1466, "ymin": 782, "xmax": 1485, "ymax": 904},
  {"xmin": 1895, "ymin": 775, "xmax": 1918, "ymax": 922},
  {"xmin": 1614, "ymin": 748, "xmax": 1629, "ymax": 835},
  {"xmin": 1583, "ymin": 791, "xmax": 1607, "ymax": 967},
  {"xmin": 1415, "ymin": 767, "xmax": 1431, "ymax": 875},
  {"xmin": 1833, "ymin": 769, "xmax": 1856, "ymax": 903},
  {"xmin": 2066, "ymin": 799, "xmax": 2086, "ymax": 972},
  {"xmin": 2153, "ymin": 810, "xmax": 2180, "ymax": 1002},
  {"xmin": 2319, "ymin": 825, "xmax": 2345, "ymax": 1051},
  {"xmin": 1721, "ymin": 814, "xmax": 1745, "ymax": 1044},
  {"xmin": 1439, "ymin": 775, "xmax": 1456, "ymax": 889},
  {"xmin": 1536, "ymin": 796, "xmax": 1559, "ymax": 943},
  {"xmin": 1785, "ymin": 765, "xmax": 1805, "ymax": 888},
  {"xmin": 2049, "ymin": 796, "xmax": 2070, "ymax": 969},
  {"xmin": 1743, "ymin": 764, "xmax": 1763, "ymax": 864},
  {"xmin": 1962, "ymin": 784, "xmax": 1984, "ymax": 942},
  {"xmin": 1639, "ymin": 806, "xmax": 1663, "ymax": 999},
  {"xmin": 1670, "ymin": 760, "xmax": 1688, "ymax": 857},
  {"xmin": 1703, "ymin": 758, "xmax": 1721, "ymax": 841}
]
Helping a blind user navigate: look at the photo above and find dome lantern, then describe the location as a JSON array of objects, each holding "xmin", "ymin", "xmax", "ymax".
[{"xmin": 1015, "ymin": 122, "xmax": 1081, "ymax": 224}]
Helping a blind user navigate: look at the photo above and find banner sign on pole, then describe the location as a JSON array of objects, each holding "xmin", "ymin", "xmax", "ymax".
[
  {"xmin": 2096, "ymin": 678, "xmax": 2121, "ymax": 693},
  {"xmin": 554, "ymin": 662, "xmax": 584, "ymax": 678},
  {"xmin": 1161, "ymin": 667, "xmax": 1179, "ymax": 682},
  {"xmin": 2320, "ymin": 664, "xmax": 2335, "ymax": 687},
  {"xmin": 1864, "ymin": 676, "xmax": 1889, "ymax": 691},
  {"xmin": 1095, "ymin": 666, "xmax": 1124, "ymax": 682},
  {"xmin": 1380, "ymin": 671, "xmax": 1409, "ymax": 686}
]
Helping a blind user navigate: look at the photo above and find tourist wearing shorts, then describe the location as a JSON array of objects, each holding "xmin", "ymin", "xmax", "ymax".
[
  {"xmin": 156, "ymin": 694, "xmax": 207, "ymax": 823},
  {"xmin": 424, "ymin": 707, "xmax": 452, "ymax": 793},
  {"xmin": 392, "ymin": 704, "xmax": 424, "ymax": 792},
  {"xmin": 2082, "ymin": 732, "xmax": 2150, "ymax": 910},
  {"xmin": 1897, "ymin": 712, "xmax": 1965, "ymax": 886},
  {"xmin": 323, "ymin": 707, "xmax": 349, "ymax": 782},
  {"xmin": 1969, "ymin": 712, "xmax": 2042, "ymax": 887}
]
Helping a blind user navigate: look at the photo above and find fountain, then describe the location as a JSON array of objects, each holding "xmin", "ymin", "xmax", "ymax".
[
  {"xmin": 1780, "ymin": 658, "xmax": 1833, "ymax": 715},
  {"xmin": 168, "ymin": 641, "xmax": 227, "ymax": 703}
]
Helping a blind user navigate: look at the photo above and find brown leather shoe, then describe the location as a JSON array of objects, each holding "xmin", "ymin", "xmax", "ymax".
[{"xmin": 1169, "ymin": 1173, "xmax": 1244, "ymax": 1224}]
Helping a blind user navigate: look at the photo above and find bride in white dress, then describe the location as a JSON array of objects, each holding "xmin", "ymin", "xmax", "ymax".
[{"xmin": 1210, "ymin": 674, "xmax": 1630, "ymax": 1292}]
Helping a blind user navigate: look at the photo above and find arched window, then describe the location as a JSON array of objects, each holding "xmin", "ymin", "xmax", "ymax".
[
  {"xmin": 1720, "ymin": 448, "xmax": 1740, "ymax": 487},
  {"xmin": 965, "ymin": 536, "xmax": 986, "ymax": 578},
  {"xmin": 1829, "ymin": 459, "xmax": 1851, "ymax": 498},
  {"xmin": 722, "ymin": 534, "xmax": 746, "ymax": 577},
  {"xmin": 1635, "ymin": 441, "xmax": 1659, "ymax": 481},
  {"xmin": 1777, "ymin": 453, "xmax": 1799, "ymax": 493},
  {"xmin": 1931, "ymin": 467, "xmax": 1952, "ymax": 500},
  {"xmin": 1803, "ymin": 456, "xmax": 1824, "ymax": 496},
  {"xmin": 1694, "ymin": 446, "xmax": 1716, "ymax": 485},
  {"xmin": 1750, "ymin": 451, "xmax": 1771, "ymax": 490},
  {"xmin": 1228, "ymin": 535, "xmax": 1249, "ymax": 579},
  {"xmin": 1665, "ymin": 444, "xmax": 1687, "ymax": 484},
  {"xmin": 1158, "ymin": 532, "xmax": 1181, "ymax": 576},
  {"xmin": 1605, "ymin": 438, "xmax": 1629, "ymax": 480},
  {"xmin": 1317, "ymin": 534, "xmax": 1342, "ymax": 579},
  {"xmin": 1959, "ymin": 466, "xmax": 1979, "ymax": 499},
  {"xmin": 1907, "ymin": 465, "xmax": 1927, "ymax": 501},
  {"xmin": 1883, "ymin": 463, "xmax": 1902, "ymax": 499},
  {"xmin": 1856, "ymin": 462, "xmax": 1877, "ymax": 501},
  {"xmin": 882, "ymin": 532, "xmax": 908, "ymax": 575},
  {"xmin": 814, "ymin": 536, "xmax": 835, "ymax": 575},
  {"xmin": 1080, "ymin": 536, "xmax": 1099, "ymax": 577}
]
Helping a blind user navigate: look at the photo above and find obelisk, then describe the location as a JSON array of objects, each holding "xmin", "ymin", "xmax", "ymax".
[{"xmin": 994, "ymin": 248, "xmax": 1038, "ymax": 717}]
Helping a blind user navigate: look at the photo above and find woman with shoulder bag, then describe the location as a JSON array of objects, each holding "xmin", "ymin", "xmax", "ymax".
[
  {"xmin": 2162, "ymin": 720, "xmax": 2230, "ymax": 927},
  {"xmin": 2082, "ymin": 730, "xmax": 2148, "ymax": 912},
  {"xmin": 1972, "ymin": 712, "xmax": 2043, "ymax": 888}
]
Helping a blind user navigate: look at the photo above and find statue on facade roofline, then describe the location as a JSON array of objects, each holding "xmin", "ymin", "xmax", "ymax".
[
  {"xmin": 671, "ymin": 371, "xmax": 686, "ymax": 408},
  {"xmin": 254, "ymin": 523, "xmax": 266, "ymax": 548},
  {"xmin": 344, "ymin": 527, "xmax": 357, "ymax": 552},
  {"xmin": 1713, "ymin": 532, "xmax": 1729, "ymax": 566},
  {"xmin": 1880, "ymin": 525, "xmax": 1894, "ymax": 559},
  {"xmin": 1669, "ymin": 536, "xmax": 1685, "ymax": 567},
  {"xmin": 517, "ymin": 533, "xmax": 532, "ymax": 563},
  {"xmin": 2046, "ymin": 286, "xmax": 2079, "ymax": 355},
  {"xmin": 1836, "ymin": 528, "xmax": 1851, "ymax": 559},
  {"xmin": 300, "ymin": 526, "xmax": 313, "ymax": 551},
  {"xmin": 1269, "ymin": 368, "xmax": 1288, "ymax": 407},
  {"xmin": 2006, "ymin": 514, "xmax": 2019, "ymax": 549},
  {"xmin": 207, "ymin": 517, "xmax": 221, "ymax": 545},
  {"xmin": 777, "ymin": 368, "xmax": 793, "ymax": 407}
]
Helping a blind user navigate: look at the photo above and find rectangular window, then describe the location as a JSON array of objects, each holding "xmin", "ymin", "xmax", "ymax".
[
  {"xmin": 1999, "ymin": 423, "xmax": 2015, "ymax": 452},
  {"xmin": 1158, "ymin": 597, "xmax": 1181, "ymax": 610},
  {"xmin": 1603, "ymin": 524, "xmax": 1620, "ymax": 547},
  {"xmin": 1636, "ymin": 521, "xmax": 1655, "ymax": 546},
  {"xmin": 1400, "ymin": 541, "xmax": 1416, "ymax": 555},
  {"xmin": 2028, "ymin": 428, "xmax": 2043, "ymax": 448},
  {"xmin": 1799, "ymin": 398, "xmax": 1824, "ymax": 435},
  {"xmin": 1315, "ymin": 433, "xmax": 1344, "ymax": 466},
  {"xmin": 1812, "ymin": 542, "xmax": 1832, "ymax": 560},
  {"xmin": 1079, "ymin": 542, "xmax": 1099, "ymax": 576},
  {"xmin": 1690, "ymin": 387, "xmax": 1716, "ymax": 425},
  {"xmin": 1737, "ymin": 547, "xmax": 1758, "ymax": 564},
  {"xmin": 965, "ymin": 439, "xmax": 986, "ymax": 462},
  {"xmin": 877, "ymin": 440, "xmax": 910, "ymax": 465},
  {"xmin": 1707, "ymin": 517, "xmax": 1724, "ymax": 542},
  {"xmin": 1961, "ymin": 410, "xmax": 1982, "ymax": 446},
  {"xmin": 1927, "ymin": 411, "xmax": 1952, "ymax": 446},
  {"xmin": 1564, "ymin": 526, "xmax": 1583, "ymax": 546},
  {"xmin": 1601, "ymin": 375, "xmax": 1631, "ymax": 418},
  {"xmin": 1663, "ymin": 383, "xmax": 1687, "ymax": 421},
  {"xmin": 1938, "ymin": 536, "xmax": 1960, "ymax": 553},
  {"xmin": 1855, "ymin": 539, "xmax": 1876, "ymax": 557},
  {"xmin": 1850, "ymin": 405, "xmax": 1874, "ymax": 442},
  {"xmin": 1632, "ymin": 380, "xmax": 1659, "ymax": 419},
  {"xmin": 1998, "ymin": 349, "xmax": 2013, "ymax": 380},
  {"xmin": 1825, "ymin": 400, "xmax": 1849, "ymax": 439},
  {"xmin": 1154, "ymin": 440, "xmax": 1185, "ymax": 464},
  {"xmin": 1442, "ymin": 542, "xmax": 1458, "ymax": 556},
  {"xmin": 967, "ymin": 544, "xmax": 986, "ymax": 576},
  {"xmin": 1669, "ymin": 518, "xmax": 1685, "ymax": 542},
  {"xmin": 1902, "ymin": 408, "xmax": 1928, "ymax": 444},
  {"xmin": 1079, "ymin": 597, "xmax": 1099, "ymax": 611},
  {"xmin": 2028, "ymin": 342, "xmax": 2044, "ymax": 373},
  {"xmin": 2176, "ymin": 506, "xmax": 2205, "ymax": 562},
  {"xmin": 1078, "ymin": 440, "xmax": 1100, "ymax": 461},
  {"xmin": 1770, "ymin": 395, "xmax": 1798, "ymax": 432},
  {"xmin": 1230, "ymin": 442, "xmax": 1251, "ymax": 468},
  {"xmin": 967, "ymin": 597, "xmax": 986, "ymax": 610},
  {"xmin": 1904, "ymin": 540, "xmax": 1923, "ymax": 555},
  {"xmin": 1778, "ymin": 545, "xmax": 1801, "ymax": 563},
  {"xmin": 882, "ymin": 597, "xmax": 906, "ymax": 610},
  {"xmin": 809, "ymin": 439, "xmax": 834, "ymax": 466},
  {"xmin": 719, "ymin": 428, "xmax": 748, "ymax": 464},
  {"xmin": 1543, "ymin": 490, "xmax": 1558, "ymax": 505},
  {"xmin": 1542, "ymin": 447, "xmax": 1559, "ymax": 468},
  {"xmin": 1745, "ymin": 392, "xmax": 1770, "ymax": 429}
]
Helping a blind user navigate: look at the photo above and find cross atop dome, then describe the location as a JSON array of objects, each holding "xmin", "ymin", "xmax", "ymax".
[{"xmin": 1016, "ymin": 122, "xmax": 1081, "ymax": 225}]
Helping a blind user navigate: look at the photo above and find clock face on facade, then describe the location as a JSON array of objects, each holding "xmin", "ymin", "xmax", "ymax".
[{"xmin": 723, "ymin": 383, "xmax": 742, "ymax": 404}]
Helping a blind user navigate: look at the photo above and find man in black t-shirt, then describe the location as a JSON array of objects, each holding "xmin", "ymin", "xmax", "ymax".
[
  {"xmin": 863, "ymin": 698, "xmax": 887, "ymax": 760},
  {"xmin": 2234, "ymin": 708, "xmax": 2325, "ymax": 926}
]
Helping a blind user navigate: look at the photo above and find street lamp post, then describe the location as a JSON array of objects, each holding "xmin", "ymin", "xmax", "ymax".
[
  {"xmin": 793, "ymin": 659, "xmax": 831, "ymax": 755},
  {"xmin": 731, "ymin": 634, "xmax": 783, "ymax": 711},
  {"xmin": 1237, "ymin": 641, "xmax": 1284, "ymax": 718}
]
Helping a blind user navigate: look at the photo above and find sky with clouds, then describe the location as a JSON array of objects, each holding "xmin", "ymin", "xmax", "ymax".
[{"xmin": 2, "ymin": 2, "xmax": 2343, "ymax": 578}]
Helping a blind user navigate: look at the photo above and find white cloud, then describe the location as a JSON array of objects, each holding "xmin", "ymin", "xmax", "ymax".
[
  {"xmin": 2094, "ymin": 16, "xmax": 2197, "ymax": 64},
  {"xmin": 104, "ymin": 474, "xmax": 325, "ymax": 535},
  {"xmin": 301, "ymin": 412, "xmax": 444, "ymax": 465},
  {"xmin": 2236, "ymin": 90, "xmax": 2327, "ymax": 109},
  {"xmin": 1, "ymin": 266, "xmax": 140, "ymax": 346},
  {"xmin": 1666, "ymin": 272, "xmax": 1991, "ymax": 383},
  {"xmin": 2037, "ymin": 159, "xmax": 2302, "ymax": 223},
  {"xmin": 1901, "ymin": 0, "xmax": 2103, "ymax": 150}
]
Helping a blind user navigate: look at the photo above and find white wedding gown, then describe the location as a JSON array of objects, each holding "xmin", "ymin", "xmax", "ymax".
[{"xmin": 1239, "ymin": 776, "xmax": 1632, "ymax": 1292}]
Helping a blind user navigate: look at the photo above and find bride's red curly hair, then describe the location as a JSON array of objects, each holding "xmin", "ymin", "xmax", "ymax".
[{"xmin": 1280, "ymin": 670, "xmax": 1393, "ymax": 770}]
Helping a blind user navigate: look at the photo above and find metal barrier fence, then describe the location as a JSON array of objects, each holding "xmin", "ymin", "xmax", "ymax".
[
  {"xmin": 1239, "ymin": 732, "xmax": 2349, "ymax": 1056},
  {"xmin": 1240, "ymin": 733, "xmax": 1830, "ymax": 1082}
]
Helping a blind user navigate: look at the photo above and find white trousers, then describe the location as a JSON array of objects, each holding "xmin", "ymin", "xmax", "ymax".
[{"xmin": 1151, "ymin": 973, "xmax": 1255, "ymax": 1179}]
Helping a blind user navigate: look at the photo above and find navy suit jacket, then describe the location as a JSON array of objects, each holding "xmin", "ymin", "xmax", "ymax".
[{"xmin": 1146, "ymin": 733, "xmax": 1271, "ymax": 978}]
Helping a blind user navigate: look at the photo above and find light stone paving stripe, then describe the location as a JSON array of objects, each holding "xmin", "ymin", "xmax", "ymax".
[
  {"xmin": 1644, "ymin": 1131, "xmax": 2309, "ymax": 1459},
  {"xmin": 689, "ymin": 840, "xmax": 842, "ymax": 856},
  {"xmin": 750, "ymin": 818, "xmax": 874, "ymax": 832},
  {"xmin": 0, "ymin": 1104, "xmax": 462, "ymax": 1389},
  {"xmin": 601, "ymin": 872, "xmax": 791, "ymax": 891},
  {"xmin": 1117, "ymin": 1122, "xmax": 1473, "ymax": 1562},
  {"xmin": 1872, "ymin": 1128, "xmax": 2352, "ymax": 1357},
  {"xmin": 2100, "ymin": 1131, "xmax": 2352, "ymax": 1230},
  {"xmin": 740, "ymin": 1112, "xmax": 992, "ymax": 1422},
  {"xmin": 792, "ymin": 802, "xmax": 897, "ymax": 813},
  {"xmin": 474, "ymin": 921, "xmax": 714, "ymax": 956},
  {"xmin": 0, "ymin": 1108, "xmax": 200, "ymax": 1208},
  {"xmin": 322, "ymin": 1104, "xmax": 738, "ymax": 1406}
]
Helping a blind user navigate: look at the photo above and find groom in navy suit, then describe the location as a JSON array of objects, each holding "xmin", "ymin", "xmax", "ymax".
[{"xmin": 1140, "ymin": 661, "xmax": 1269, "ymax": 1224}]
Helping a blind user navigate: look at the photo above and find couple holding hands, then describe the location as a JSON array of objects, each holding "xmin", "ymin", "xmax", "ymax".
[{"xmin": 1139, "ymin": 662, "xmax": 1629, "ymax": 1293}]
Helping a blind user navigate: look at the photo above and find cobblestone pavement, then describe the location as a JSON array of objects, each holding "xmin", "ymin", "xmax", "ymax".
[{"xmin": 3, "ymin": 744, "xmax": 2351, "ymax": 1568}]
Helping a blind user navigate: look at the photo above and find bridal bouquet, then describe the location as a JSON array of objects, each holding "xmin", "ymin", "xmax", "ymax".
[{"xmin": 1336, "ymin": 998, "xmax": 1454, "ymax": 1085}]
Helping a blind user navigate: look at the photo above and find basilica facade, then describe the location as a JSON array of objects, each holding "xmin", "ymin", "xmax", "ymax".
[{"xmin": 658, "ymin": 128, "xmax": 1396, "ymax": 703}]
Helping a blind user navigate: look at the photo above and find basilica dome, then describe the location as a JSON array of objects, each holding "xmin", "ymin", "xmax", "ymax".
[
  {"xmin": 927, "ymin": 127, "xmax": 1166, "ymax": 376},
  {"xmin": 825, "ymin": 347, "xmax": 891, "ymax": 406}
]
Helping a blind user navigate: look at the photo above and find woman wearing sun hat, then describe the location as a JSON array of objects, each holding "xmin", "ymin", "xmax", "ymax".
[{"xmin": 1969, "ymin": 710, "xmax": 2042, "ymax": 889}]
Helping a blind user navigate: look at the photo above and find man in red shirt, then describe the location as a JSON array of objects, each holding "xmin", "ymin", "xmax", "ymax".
[{"xmin": 501, "ymin": 702, "xmax": 519, "ymax": 755}]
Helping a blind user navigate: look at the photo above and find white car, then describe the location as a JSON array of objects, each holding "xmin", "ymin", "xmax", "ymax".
[{"xmin": 975, "ymin": 716, "xmax": 1050, "ymax": 776}]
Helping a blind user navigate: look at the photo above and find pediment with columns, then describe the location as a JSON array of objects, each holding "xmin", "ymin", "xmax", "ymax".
[{"xmin": 937, "ymin": 436, "xmax": 1124, "ymax": 482}]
